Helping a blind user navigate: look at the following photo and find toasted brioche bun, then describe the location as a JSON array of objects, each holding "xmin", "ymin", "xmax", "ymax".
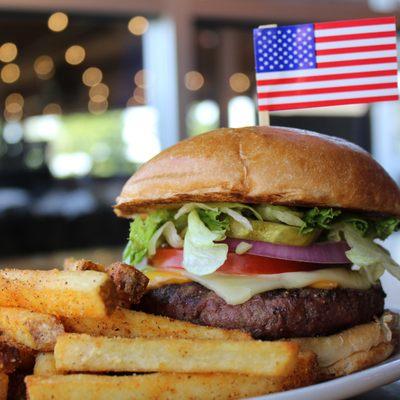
[
  {"xmin": 294, "ymin": 311, "xmax": 398, "ymax": 380},
  {"xmin": 115, "ymin": 126, "xmax": 400, "ymax": 217}
]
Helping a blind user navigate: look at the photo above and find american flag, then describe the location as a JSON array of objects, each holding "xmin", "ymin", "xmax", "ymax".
[{"xmin": 254, "ymin": 17, "xmax": 399, "ymax": 111}]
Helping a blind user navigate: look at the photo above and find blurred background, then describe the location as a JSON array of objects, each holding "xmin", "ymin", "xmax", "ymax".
[{"xmin": 0, "ymin": 0, "xmax": 399, "ymax": 306}]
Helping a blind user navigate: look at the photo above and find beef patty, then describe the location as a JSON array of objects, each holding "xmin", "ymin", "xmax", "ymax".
[{"xmin": 137, "ymin": 283, "xmax": 385, "ymax": 339}]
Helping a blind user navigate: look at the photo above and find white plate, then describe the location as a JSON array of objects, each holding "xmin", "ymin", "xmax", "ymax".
[{"xmin": 251, "ymin": 310, "xmax": 400, "ymax": 400}]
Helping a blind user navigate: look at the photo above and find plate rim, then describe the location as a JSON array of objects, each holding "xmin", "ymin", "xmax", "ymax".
[{"xmin": 250, "ymin": 308, "xmax": 400, "ymax": 400}]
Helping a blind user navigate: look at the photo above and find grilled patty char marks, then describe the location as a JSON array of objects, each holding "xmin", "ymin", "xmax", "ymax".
[{"xmin": 137, "ymin": 283, "xmax": 385, "ymax": 339}]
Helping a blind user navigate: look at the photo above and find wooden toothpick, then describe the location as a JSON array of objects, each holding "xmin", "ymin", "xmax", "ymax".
[{"xmin": 256, "ymin": 24, "xmax": 277, "ymax": 127}]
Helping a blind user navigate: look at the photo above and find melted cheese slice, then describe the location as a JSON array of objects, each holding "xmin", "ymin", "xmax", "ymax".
[
  {"xmin": 145, "ymin": 269, "xmax": 191, "ymax": 289},
  {"xmin": 185, "ymin": 268, "xmax": 371, "ymax": 305}
]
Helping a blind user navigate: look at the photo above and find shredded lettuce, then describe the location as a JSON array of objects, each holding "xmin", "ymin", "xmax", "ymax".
[
  {"xmin": 235, "ymin": 242, "xmax": 253, "ymax": 255},
  {"xmin": 123, "ymin": 209, "xmax": 173, "ymax": 265},
  {"xmin": 183, "ymin": 209, "xmax": 228, "ymax": 275},
  {"xmin": 340, "ymin": 215, "xmax": 369, "ymax": 236},
  {"xmin": 174, "ymin": 203, "xmax": 217, "ymax": 220},
  {"xmin": 175, "ymin": 202, "xmax": 260, "ymax": 230},
  {"xmin": 300, "ymin": 207, "xmax": 342, "ymax": 234},
  {"xmin": 198, "ymin": 209, "xmax": 229, "ymax": 233},
  {"xmin": 123, "ymin": 202, "xmax": 400, "ymax": 282},
  {"xmin": 147, "ymin": 221, "xmax": 183, "ymax": 257},
  {"xmin": 374, "ymin": 217, "xmax": 400, "ymax": 240},
  {"xmin": 220, "ymin": 207, "xmax": 252, "ymax": 231},
  {"xmin": 256, "ymin": 204, "xmax": 304, "ymax": 227},
  {"xmin": 329, "ymin": 223, "xmax": 400, "ymax": 282}
]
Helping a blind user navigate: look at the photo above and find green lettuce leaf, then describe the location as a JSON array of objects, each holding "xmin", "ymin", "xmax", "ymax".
[
  {"xmin": 374, "ymin": 217, "xmax": 400, "ymax": 240},
  {"xmin": 255, "ymin": 204, "xmax": 304, "ymax": 227},
  {"xmin": 198, "ymin": 209, "xmax": 229, "ymax": 234},
  {"xmin": 175, "ymin": 202, "xmax": 260, "ymax": 231},
  {"xmin": 300, "ymin": 207, "xmax": 342, "ymax": 234},
  {"xmin": 340, "ymin": 215, "xmax": 369, "ymax": 236},
  {"xmin": 183, "ymin": 209, "xmax": 228, "ymax": 275},
  {"xmin": 147, "ymin": 221, "xmax": 183, "ymax": 257},
  {"xmin": 123, "ymin": 209, "xmax": 172, "ymax": 265},
  {"xmin": 329, "ymin": 223, "xmax": 400, "ymax": 282}
]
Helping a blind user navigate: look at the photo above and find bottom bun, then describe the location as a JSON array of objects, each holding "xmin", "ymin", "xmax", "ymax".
[{"xmin": 293, "ymin": 311, "xmax": 399, "ymax": 380}]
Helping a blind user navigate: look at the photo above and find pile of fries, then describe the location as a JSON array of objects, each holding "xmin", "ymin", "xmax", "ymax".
[{"xmin": 0, "ymin": 259, "xmax": 317, "ymax": 400}]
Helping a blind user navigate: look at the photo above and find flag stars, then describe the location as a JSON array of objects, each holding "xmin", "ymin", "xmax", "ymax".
[{"xmin": 254, "ymin": 24, "xmax": 315, "ymax": 72}]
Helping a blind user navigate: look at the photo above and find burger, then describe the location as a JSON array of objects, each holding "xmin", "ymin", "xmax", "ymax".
[{"xmin": 114, "ymin": 126, "xmax": 400, "ymax": 379}]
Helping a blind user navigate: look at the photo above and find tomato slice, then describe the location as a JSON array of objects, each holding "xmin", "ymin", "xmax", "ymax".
[{"xmin": 151, "ymin": 248, "xmax": 325, "ymax": 275}]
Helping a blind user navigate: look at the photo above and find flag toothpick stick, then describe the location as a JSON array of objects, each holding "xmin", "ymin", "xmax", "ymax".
[{"xmin": 255, "ymin": 24, "xmax": 277, "ymax": 127}]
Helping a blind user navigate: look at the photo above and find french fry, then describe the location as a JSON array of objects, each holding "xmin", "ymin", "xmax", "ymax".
[
  {"xmin": 63, "ymin": 260, "xmax": 148, "ymax": 307},
  {"xmin": 63, "ymin": 258, "xmax": 106, "ymax": 272},
  {"xmin": 0, "ymin": 336, "xmax": 36, "ymax": 373},
  {"xmin": 54, "ymin": 333, "xmax": 298, "ymax": 376},
  {"xmin": 280, "ymin": 351, "xmax": 317, "ymax": 389},
  {"xmin": 0, "ymin": 341, "xmax": 22, "ymax": 374},
  {"xmin": 34, "ymin": 353, "xmax": 61, "ymax": 376},
  {"xmin": 0, "ymin": 269, "xmax": 116, "ymax": 318},
  {"xmin": 0, "ymin": 373, "xmax": 8, "ymax": 400},
  {"xmin": 25, "ymin": 365, "xmax": 313, "ymax": 400},
  {"xmin": 0, "ymin": 307, "xmax": 64, "ymax": 351},
  {"xmin": 62, "ymin": 308, "xmax": 252, "ymax": 341}
]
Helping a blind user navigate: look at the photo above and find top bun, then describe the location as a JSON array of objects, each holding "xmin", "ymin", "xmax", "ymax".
[{"xmin": 115, "ymin": 126, "xmax": 400, "ymax": 217}]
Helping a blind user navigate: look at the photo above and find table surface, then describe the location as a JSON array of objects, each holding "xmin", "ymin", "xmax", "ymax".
[{"xmin": 350, "ymin": 380, "xmax": 400, "ymax": 399}]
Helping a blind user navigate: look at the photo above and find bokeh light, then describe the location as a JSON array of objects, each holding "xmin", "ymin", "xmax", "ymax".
[
  {"xmin": 65, "ymin": 45, "xmax": 86, "ymax": 65},
  {"xmin": 229, "ymin": 72, "xmax": 250, "ymax": 93},
  {"xmin": 82, "ymin": 67, "xmax": 103, "ymax": 87},
  {"xmin": 34, "ymin": 55, "xmax": 54, "ymax": 79},
  {"xmin": 89, "ymin": 83, "xmax": 110, "ymax": 103},
  {"xmin": 133, "ymin": 87, "xmax": 145, "ymax": 104},
  {"xmin": 0, "ymin": 43, "xmax": 18, "ymax": 63},
  {"xmin": 5, "ymin": 93, "xmax": 24, "ymax": 114},
  {"xmin": 43, "ymin": 103, "xmax": 62, "ymax": 115},
  {"xmin": 134, "ymin": 69, "xmax": 146, "ymax": 88},
  {"xmin": 1, "ymin": 63, "xmax": 20, "ymax": 83},
  {"xmin": 48, "ymin": 12, "xmax": 69, "ymax": 32},
  {"xmin": 4, "ymin": 108, "xmax": 22, "ymax": 122},
  {"xmin": 184, "ymin": 71, "xmax": 204, "ymax": 91},
  {"xmin": 88, "ymin": 99, "xmax": 108, "ymax": 115},
  {"xmin": 128, "ymin": 16, "xmax": 149, "ymax": 36}
]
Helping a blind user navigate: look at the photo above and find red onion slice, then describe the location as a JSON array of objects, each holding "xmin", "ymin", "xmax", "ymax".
[{"xmin": 223, "ymin": 238, "xmax": 351, "ymax": 264}]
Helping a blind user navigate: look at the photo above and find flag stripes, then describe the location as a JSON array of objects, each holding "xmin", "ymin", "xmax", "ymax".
[{"xmin": 254, "ymin": 16, "xmax": 399, "ymax": 111}]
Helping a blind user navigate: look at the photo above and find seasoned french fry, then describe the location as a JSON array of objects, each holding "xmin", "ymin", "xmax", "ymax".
[
  {"xmin": 62, "ymin": 308, "xmax": 252, "ymax": 341},
  {"xmin": 25, "ymin": 367, "xmax": 313, "ymax": 400},
  {"xmin": 34, "ymin": 353, "xmax": 60, "ymax": 376},
  {"xmin": 0, "ymin": 373, "xmax": 8, "ymax": 400},
  {"xmin": 280, "ymin": 351, "xmax": 317, "ymax": 389},
  {"xmin": 0, "ymin": 269, "xmax": 116, "ymax": 318},
  {"xmin": 0, "ymin": 336, "xmax": 36, "ymax": 372},
  {"xmin": 63, "ymin": 260, "xmax": 148, "ymax": 308},
  {"xmin": 54, "ymin": 333, "xmax": 298, "ymax": 376},
  {"xmin": 0, "ymin": 307, "xmax": 64, "ymax": 351},
  {"xmin": 0, "ymin": 341, "xmax": 21, "ymax": 374},
  {"xmin": 63, "ymin": 259, "xmax": 106, "ymax": 273}
]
